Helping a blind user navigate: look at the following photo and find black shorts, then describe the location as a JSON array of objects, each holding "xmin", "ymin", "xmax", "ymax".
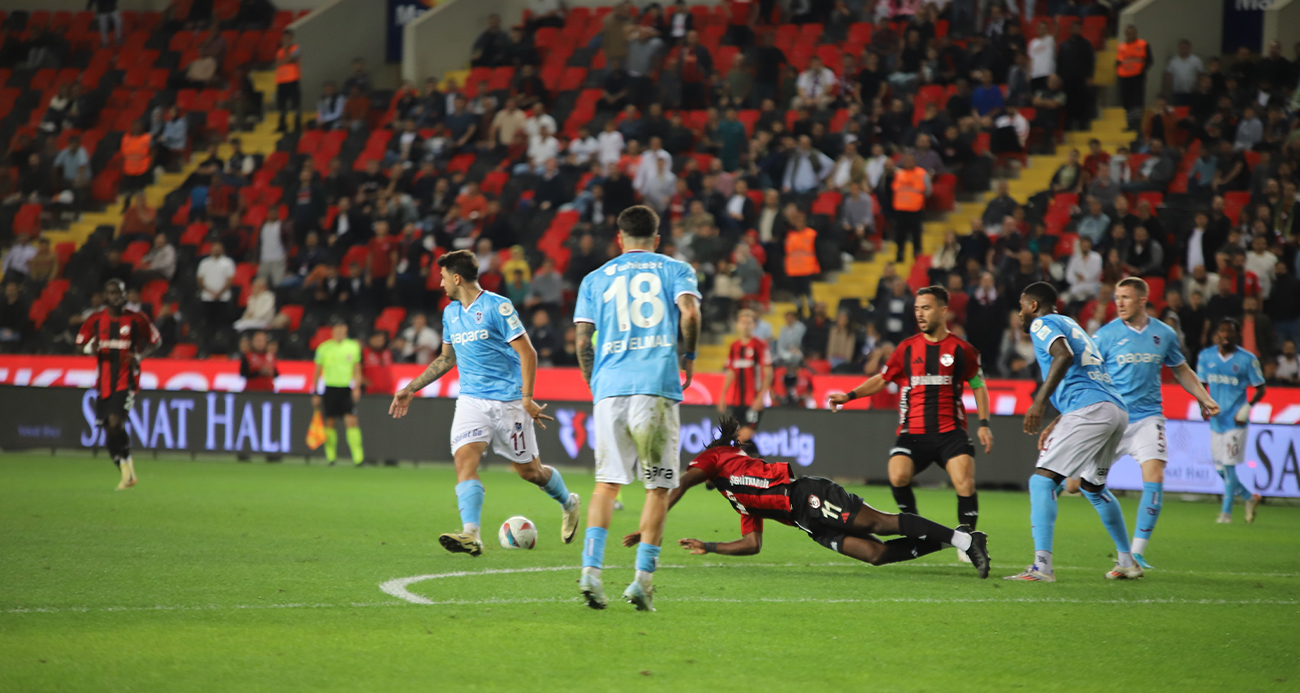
[
  {"xmin": 322, "ymin": 386, "xmax": 354, "ymax": 418},
  {"xmin": 728, "ymin": 406, "xmax": 763, "ymax": 429},
  {"xmin": 790, "ymin": 477, "xmax": 865, "ymax": 554},
  {"xmin": 889, "ymin": 430, "xmax": 976, "ymax": 472},
  {"xmin": 95, "ymin": 390, "xmax": 134, "ymax": 425}
]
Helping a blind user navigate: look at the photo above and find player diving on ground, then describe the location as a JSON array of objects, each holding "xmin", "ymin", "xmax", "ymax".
[
  {"xmin": 388, "ymin": 250, "xmax": 580, "ymax": 556},
  {"xmin": 620, "ymin": 417, "xmax": 991, "ymax": 577}
]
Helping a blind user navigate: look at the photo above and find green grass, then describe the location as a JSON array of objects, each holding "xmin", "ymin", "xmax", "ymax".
[{"xmin": 1, "ymin": 454, "xmax": 1298, "ymax": 693}]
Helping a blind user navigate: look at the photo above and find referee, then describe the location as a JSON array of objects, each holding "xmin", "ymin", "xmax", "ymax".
[{"xmin": 312, "ymin": 319, "xmax": 365, "ymax": 466}]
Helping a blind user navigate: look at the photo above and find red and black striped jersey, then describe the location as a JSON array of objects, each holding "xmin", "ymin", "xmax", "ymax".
[
  {"xmin": 689, "ymin": 446, "xmax": 794, "ymax": 535},
  {"xmin": 724, "ymin": 337, "xmax": 772, "ymax": 408},
  {"xmin": 75, "ymin": 308, "xmax": 160, "ymax": 398},
  {"xmin": 880, "ymin": 332, "xmax": 982, "ymax": 435}
]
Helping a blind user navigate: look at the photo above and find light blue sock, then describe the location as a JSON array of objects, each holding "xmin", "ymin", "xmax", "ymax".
[
  {"xmin": 1029, "ymin": 475, "xmax": 1058, "ymax": 553},
  {"xmin": 1134, "ymin": 481, "xmax": 1163, "ymax": 545},
  {"xmin": 540, "ymin": 466, "xmax": 571, "ymax": 505},
  {"xmin": 1221, "ymin": 466, "xmax": 1241, "ymax": 514},
  {"xmin": 1083, "ymin": 488, "xmax": 1132, "ymax": 554},
  {"xmin": 582, "ymin": 527, "xmax": 607, "ymax": 569},
  {"xmin": 454, "ymin": 480, "xmax": 484, "ymax": 529},
  {"xmin": 1233, "ymin": 467, "xmax": 1253, "ymax": 501},
  {"xmin": 635, "ymin": 542, "xmax": 662, "ymax": 573}
]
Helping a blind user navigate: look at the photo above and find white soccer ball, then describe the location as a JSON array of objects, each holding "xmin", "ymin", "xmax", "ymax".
[{"xmin": 498, "ymin": 516, "xmax": 538, "ymax": 550}]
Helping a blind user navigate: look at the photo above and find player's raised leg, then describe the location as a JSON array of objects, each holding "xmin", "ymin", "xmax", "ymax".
[
  {"xmin": 441, "ymin": 441, "xmax": 487, "ymax": 557},
  {"xmin": 621, "ymin": 396, "xmax": 680, "ymax": 612},
  {"xmin": 513, "ymin": 457, "xmax": 581, "ymax": 543},
  {"xmin": 496, "ymin": 401, "xmax": 581, "ymax": 543},
  {"xmin": 845, "ymin": 503, "xmax": 990, "ymax": 578},
  {"xmin": 887, "ymin": 454, "xmax": 919, "ymax": 515}
]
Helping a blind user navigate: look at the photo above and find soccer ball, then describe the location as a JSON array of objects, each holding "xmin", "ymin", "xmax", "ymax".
[{"xmin": 498, "ymin": 516, "xmax": 538, "ymax": 550}]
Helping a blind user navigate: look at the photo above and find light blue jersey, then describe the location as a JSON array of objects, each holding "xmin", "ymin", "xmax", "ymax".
[
  {"xmin": 442, "ymin": 290, "xmax": 526, "ymax": 401},
  {"xmin": 1028, "ymin": 313, "xmax": 1126, "ymax": 415},
  {"xmin": 1094, "ymin": 318, "xmax": 1185, "ymax": 423},
  {"xmin": 1197, "ymin": 346, "xmax": 1264, "ymax": 433},
  {"xmin": 573, "ymin": 249, "xmax": 701, "ymax": 402}
]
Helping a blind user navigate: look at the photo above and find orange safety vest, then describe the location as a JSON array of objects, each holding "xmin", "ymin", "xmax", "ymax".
[
  {"xmin": 784, "ymin": 227, "xmax": 820, "ymax": 277},
  {"xmin": 276, "ymin": 45, "xmax": 300, "ymax": 84},
  {"xmin": 891, "ymin": 167, "xmax": 927, "ymax": 212},
  {"xmin": 1116, "ymin": 39, "xmax": 1148, "ymax": 78},
  {"xmin": 121, "ymin": 133, "xmax": 151, "ymax": 175}
]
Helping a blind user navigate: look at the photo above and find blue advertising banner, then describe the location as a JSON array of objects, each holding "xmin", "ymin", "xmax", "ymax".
[
  {"xmin": 1109, "ymin": 420, "xmax": 1300, "ymax": 498},
  {"xmin": 387, "ymin": 0, "xmax": 435, "ymax": 63},
  {"xmin": 1222, "ymin": 0, "xmax": 1271, "ymax": 53}
]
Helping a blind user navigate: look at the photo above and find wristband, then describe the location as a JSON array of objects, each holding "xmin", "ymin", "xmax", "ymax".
[
  {"xmin": 682, "ymin": 352, "xmax": 696, "ymax": 361},
  {"xmin": 979, "ymin": 419, "xmax": 990, "ymax": 428},
  {"xmin": 844, "ymin": 390, "xmax": 858, "ymax": 402},
  {"xmin": 703, "ymin": 542, "xmax": 718, "ymax": 554}
]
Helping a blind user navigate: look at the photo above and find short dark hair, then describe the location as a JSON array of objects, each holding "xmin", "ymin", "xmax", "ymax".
[
  {"xmin": 1219, "ymin": 317, "xmax": 1241, "ymax": 332},
  {"xmin": 916, "ymin": 285, "xmax": 949, "ymax": 306},
  {"xmin": 1117, "ymin": 277, "xmax": 1149, "ymax": 296},
  {"xmin": 437, "ymin": 249, "xmax": 479, "ymax": 282},
  {"xmin": 617, "ymin": 205, "xmax": 660, "ymax": 238},
  {"xmin": 1022, "ymin": 281, "xmax": 1058, "ymax": 309}
]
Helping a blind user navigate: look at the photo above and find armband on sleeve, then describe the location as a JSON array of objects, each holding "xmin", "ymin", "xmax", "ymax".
[{"xmin": 968, "ymin": 371, "xmax": 985, "ymax": 389}]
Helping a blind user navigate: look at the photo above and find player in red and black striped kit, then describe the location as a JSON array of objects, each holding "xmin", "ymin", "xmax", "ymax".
[
  {"xmin": 828, "ymin": 286, "xmax": 993, "ymax": 561},
  {"xmin": 75, "ymin": 279, "xmax": 161, "ymax": 490},
  {"xmin": 621, "ymin": 418, "xmax": 989, "ymax": 578},
  {"xmin": 716, "ymin": 310, "xmax": 772, "ymax": 442}
]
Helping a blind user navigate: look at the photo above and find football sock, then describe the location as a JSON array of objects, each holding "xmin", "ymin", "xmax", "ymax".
[
  {"xmin": 582, "ymin": 527, "xmax": 607, "ymax": 570},
  {"xmin": 635, "ymin": 542, "xmax": 661, "ymax": 573},
  {"xmin": 957, "ymin": 493, "xmax": 979, "ymax": 530},
  {"xmin": 346, "ymin": 427, "xmax": 364, "ymax": 464},
  {"xmin": 119, "ymin": 457, "xmax": 133, "ymax": 484},
  {"xmin": 1034, "ymin": 550, "xmax": 1053, "ymax": 574},
  {"xmin": 1221, "ymin": 466, "xmax": 1241, "ymax": 514},
  {"xmin": 878, "ymin": 537, "xmax": 945, "ymax": 564},
  {"xmin": 323, "ymin": 428, "xmax": 338, "ymax": 463},
  {"xmin": 897, "ymin": 512, "xmax": 956, "ymax": 545},
  {"xmin": 1082, "ymin": 488, "xmax": 1133, "ymax": 562},
  {"xmin": 540, "ymin": 466, "xmax": 571, "ymax": 505},
  {"xmin": 891, "ymin": 484, "xmax": 917, "ymax": 515},
  {"xmin": 1131, "ymin": 481, "xmax": 1163, "ymax": 556},
  {"xmin": 106, "ymin": 425, "xmax": 130, "ymax": 461},
  {"xmin": 455, "ymin": 480, "xmax": 484, "ymax": 532},
  {"xmin": 950, "ymin": 529, "xmax": 973, "ymax": 551},
  {"xmin": 1028, "ymin": 474, "xmax": 1058, "ymax": 555}
]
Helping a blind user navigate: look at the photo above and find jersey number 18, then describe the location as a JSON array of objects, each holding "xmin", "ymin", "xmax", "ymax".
[{"xmin": 603, "ymin": 272, "xmax": 666, "ymax": 331}]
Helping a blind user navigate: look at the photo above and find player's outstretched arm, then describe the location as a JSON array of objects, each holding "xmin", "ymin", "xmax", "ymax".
[
  {"xmin": 680, "ymin": 532, "xmax": 762, "ymax": 556},
  {"xmin": 827, "ymin": 374, "xmax": 887, "ymax": 411},
  {"xmin": 973, "ymin": 383, "xmax": 994, "ymax": 453},
  {"xmin": 1024, "ymin": 339, "xmax": 1071, "ymax": 434},
  {"xmin": 622, "ymin": 467, "xmax": 708, "ymax": 547},
  {"xmin": 509, "ymin": 332, "xmax": 554, "ymax": 429},
  {"xmin": 678, "ymin": 294, "xmax": 701, "ymax": 389},
  {"xmin": 1172, "ymin": 362, "xmax": 1219, "ymax": 419},
  {"xmin": 389, "ymin": 345, "xmax": 457, "ymax": 419},
  {"xmin": 575, "ymin": 322, "xmax": 596, "ymax": 386}
]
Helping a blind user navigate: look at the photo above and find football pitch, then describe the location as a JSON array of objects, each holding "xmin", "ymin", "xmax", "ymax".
[{"xmin": 2, "ymin": 454, "xmax": 1297, "ymax": 692}]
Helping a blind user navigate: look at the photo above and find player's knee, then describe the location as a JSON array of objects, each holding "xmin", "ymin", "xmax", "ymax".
[
  {"xmin": 515, "ymin": 462, "xmax": 545, "ymax": 484},
  {"xmin": 888, "ymin": 466, "xmax": 913, "ymax": 487},
  {"xmin": 344, "ymin": 415, "xmax": 359, "ymax": 428},
  {"xmin": 1142, "ymin": 461, "xmax": 1165, "ymax": 484}
]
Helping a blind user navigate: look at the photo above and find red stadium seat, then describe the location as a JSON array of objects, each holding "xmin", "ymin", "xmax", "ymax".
[
  {"xmin": 170, "ymin": 343, "xmax": 199, "ymax": 359},
  {"xmin": 279, "ymin": 304, "xmax": 304, "ymax": 332}
]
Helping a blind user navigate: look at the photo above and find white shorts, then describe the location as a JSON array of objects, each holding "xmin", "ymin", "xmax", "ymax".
[
  {"xmin": 449, "ymin": 396, "xmax": 538, "ymax": 464},
  {"xmin": 1114, "ymin": 415, "xmax": 1168, "ymax": 464},
  {"xmin": 1037, "ymin": 402, "xmax": 1128, "ymax": 487},
  {"xmin": 593, "ymin": 395, "xmax": 681, "ymax": 489},
  {"xmin": 1211, "ymin": 428, "xmax": 1248, "ymax": 469}
]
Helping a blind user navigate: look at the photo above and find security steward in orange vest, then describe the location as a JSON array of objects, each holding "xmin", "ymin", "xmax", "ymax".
[
  {"xmin": 890, "ymin": 151, "xmax": 930, "ymax": 263},
  {"xmin": 119, "ymin": 119, "xmax": 152, "ymax": 208},
  {"xmin": 275, "ymin": 29, "xmax": 302, "ymax": 132},
  {"xmin": 1115, "ymin": 24, "xmax": 1152, "ymax": 132},
  {"xmin": 783, "ymin": 207, "xmax": 820, "ymax": 316}
]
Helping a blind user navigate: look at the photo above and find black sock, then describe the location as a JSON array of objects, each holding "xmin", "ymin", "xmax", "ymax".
[
  {"xmin": 891, "ymin": 484, "xmax": 917, "ymax": 515},
  {"xmin": 106, "ymin": 426, "xmax": 130, "ymax": 461},
  {"xmin": 878, "ymin": 537, "xmax": 946, "ymax": 565},
  {"xmin": 958, "ymin": 493, "xmax": 979, "ymax": 530},
  {"xmin": 897, "ymin": 512, "xmax": 956, "ymax": 545}
]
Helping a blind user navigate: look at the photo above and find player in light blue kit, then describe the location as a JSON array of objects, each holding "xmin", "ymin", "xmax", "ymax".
[
  {"xmin": 1006, "ymin": 282, "xmax": 1140, "ymax": 582},
  {"xmin": 1197, "ymin": 318, "xmax": 1266, "ymax": 524},
  {"xmin": 573, "ymin": 205, "xmax": 702, "ymax": 611},
  {"xmin": 1094, "ymin": 278, "xmax": 1219, "ymax": 568},
  {"xmin": 389, "ymin": 250, "xmax": 581, "ymax": 557}
]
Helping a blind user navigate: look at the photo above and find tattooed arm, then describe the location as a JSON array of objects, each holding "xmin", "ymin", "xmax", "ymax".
[
  {"xmin": 576, "ymin": 322, "xmax": 596, "ymax": 386},
  {"xmin": 677, "ymin": 294, "xmax": 701, "ymax": 389},
  {"xmin": 388, "ymin": 345, "xmax": 457, "ymax": 418}
]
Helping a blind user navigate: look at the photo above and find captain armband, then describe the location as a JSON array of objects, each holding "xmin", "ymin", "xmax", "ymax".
[{"xmin": 968, "ymin": 370, "xmax": 986, "ymax": 390}]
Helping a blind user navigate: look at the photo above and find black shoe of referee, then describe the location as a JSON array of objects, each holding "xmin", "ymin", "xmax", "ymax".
[{"xmin": 960, "ymin": 527, "xmax": 990, "ymax": 579}]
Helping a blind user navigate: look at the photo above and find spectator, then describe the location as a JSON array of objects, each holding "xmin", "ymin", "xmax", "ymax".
[
  {"xmin": 133, "ymin": 233, "xmax": 176, "ymax": 286},
  {"xmin": 365, "ymin": 220, "xmax": 399, "ymax": 303},
  {"xmin": 1121, "ymin": 139, "xmax": 1176, "ymax": 193},
  {"xmin": 151, "ymin": 106, "xmax": 187, "ymax": 173},
  {"xmin": 89, "ymin": 0, "xmax": 123, "ymax": 46},
  {"xmin": 1276, "ymin": 340, "xmax": 1300, "ymax": 384},
  {"xmin": 1268, "ymin": 261, "xmax": 1300, "ymax": 347},
  {"xmin": 0, "ymin": 282, "xmax": 30, "ymax": 352},
  {"xmin": 982, "ymin": 179, "xmax": 1018, "ymax": 227},
  {"xmin": 972, "ymin": 69, "xmax": 1005, "ymax": 117},
  {"xmin": 1057, "ymin": 21, "xmax": 1095, "ymax": 130},
  {"xmin": 503, "ymin": 269, "xmax": 530, "ymax": 309},
  {"xmin": 343, "ymin": 85, "xmax": 371, "ymax": 131},
  {"xmin": 913, "ymin": 134, "xmax": 945, "ymax": 176},
  {"xmin": 601, "ymin": 2, "xmax": 634, "ymax": 68},
  {"xmin": 1205, "ymin": 276, "xmax": 1244, "ymax": 329},
  {"xmin": 638, "ymin": 156, "xmax": 676, "ymax": 215},
  {"xmin": 754, "ymin": 31, "xmax": 787, "ymax": 105},
  {"xmin": 840, "ymin": 180, "xmax": 874, "ymax": 251},
  {"xmin": 891, "ymin": 151, "xmax": 930, "ymax": 262},
  {"xmin": 99, "ymin": 248, "xmax": 132, "ymax": 288},
  {"xmin": 878, "ymin": 276, "xmax": 915, "ymax": 344},
  {"xmin": 1234, "ymin": 106, "xmax": 1263, "ymax": 151},
  {"xmin": 525, "ymin": 256, "xmax": 564, "ymax": 314},
  {"xmin": 119, "ymin": 119, "xmax": 152, "ymax": 204},
  {"xmin": 794, "ymin": 55, "xmax": 837, "ymax": 111},
  {"xmin": 999, "ymin": 311, "xmax": 1038, "ymax": 378},
  {"xmin": 784, "ymin": 207, "xmax": 819, "ymax": 315},
  {"xmin": 52, "ymin": 134, "xmax": 90, "ymax": 205},
  {"xmin": 315, "ymin": 82, "xmax": 345, "ymax": 129},
  {"xmin": 118, "ymin": 192, "xmax": 157, "ymax": 244},
  {"xmin": 1116, "ymin": 25, "xmax": 1153, "ymax": 132},
  {"xmin": 528, "ymin": 309, "xmax": 561, "ymax": 367},
  {"xmin": 774, "ymin": 310, "xmax": 807, "ymax": 370},
  {"xmin": 274, "ymin": 30, "xmax": 302, "ymax": 132},
  {"xmin": 471, "ymin": 13, "xmax": 507, "ymax": 67},
  {"xmin": 1245, "ymin": 235, "xmax": 1278, "ymax": 298},
  {"xmin": 677, "ymin": 30, "xmax": 714, "ymax": 109},
  {"xmin": 488, "ymin": 97, "xmax": 528, "ymax": 151},
  {"xmin": 782, "ymin": 135, "xmax": 833, "ymax": 194},
  {"xmin": 1164, "ymin": 39, "xmax": 1204, "ymax": 107},
  {"xmin": 196, "ymin": 241, "xmax": 236, "ymax": 333},
  {"xmin": 1064, "ymin": 236, "xmax": 1103, "ymax": 301},
  {"xmin": 400, "ymin": 312, "xmax": 441, "ymax": 364},
  {"xmin": 1243, "ymin": 294, "xmax": 1277, "ymax": 361},
  {"xmin": 627, "ymin": 25, "xmax": 666, "ymax": 106},
  {"xmin": 1087, "ymin": 164, "xmax": 1120, "ymax": 209},
  {"xmin": 26, "ymin": 237, "xmax": 58, "ymax": 286},
  {"xmin": 1211, "ymin": 139, "xmax": 1249, "ymax": 193},
  {"xmin": 1027, "ymin": 22, "xmax": 1056, "ymax": 90},
  {"xmin": 233, "ymin": 277, "xmax": 277, "ymax": 332},
  {"xmin": 1049, "ymin": 148, "xmax": 1083, "ymax": 194},
  {"xmin": 341, "ymin": 57, "xmax": 372, "ymax": 96},
  {"xmin": 723, "ymin": 179, "xmax": 756, "ymax": 234},
  {"xmin": 1124, "ymin": 226, "xmax": 1164, "ymax": 277},
  {"xmin": 256, "ymin": 205, "xmax": 291, "ymax": 286}
]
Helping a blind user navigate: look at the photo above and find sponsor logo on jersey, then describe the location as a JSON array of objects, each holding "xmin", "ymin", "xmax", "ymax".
[
  {"xmin": 499, "ymin": 303, "xmax": 514, "ymax": 316},
  {"xmin": 1207, "ymin": 373, "xmax": 1240, "ymax": 385},
  {"xmin": 452, "ymin": 427, "xmax": 485, "ymax": 444},
  {"xmin": 102, "ymin": 339, "xmax": 133, "ymax": 350},
  {"xmin": 473, "ymin": 310, "xmax": 484, "ymax": 324},
  {"xmin": 1153, "ymin": 335, "xmax": 1161, "ymax": 345},
  {"xmin": 808, "ymin": 494, "xmax": 821, "ymax": 509},
  {"xmin": 450, "ymin": 329, "xmax": 491, "ymax": 344},
  {"xmin": 910, "ymin": 374, "xmax": 952, "ymax": 386},
  {"xmin": 729, "ymin": 475, "xmax": 771, "ymax": 488},
  {"xmin": 1115, "ymin": 352, "xmax": 1162, "ymax": 365},
  {"xmin": 119, "ymin": 325, "xmax": 131, "ymax": 336},
  {"xmin": 940, "ymin": 353, "xmax": 954, "ymax": 367}
]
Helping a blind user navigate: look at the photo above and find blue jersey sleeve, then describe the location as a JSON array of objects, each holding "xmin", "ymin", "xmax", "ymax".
[
  {"xmin": 672, "ymin": 260, "xmax": 702, "ymax": 303},
  {"xmin": 1248, "ymin": 354, "xmax": 1265, "ymax": 387},
  {"xmin": 1196, "ymin": 348, "xmax": 1211, "ymax": 382},
  {"xmin": 441, "ymin": 309, "xmax": 452, "ymax": 344},
  {"xmin": 494, "ymin": 297, "xmax": 526, "ymax": 342},
  {"xmin": 573, "ymin": 275, "xmax": 596, "ymax": 325},
  {"xmin": 1162, "ymin": 325, "xmax": 1186, "ymax": 368},
  {"xmin": 1029, "ymin": 316, "xmax": 1070, "ymax": 356}
]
